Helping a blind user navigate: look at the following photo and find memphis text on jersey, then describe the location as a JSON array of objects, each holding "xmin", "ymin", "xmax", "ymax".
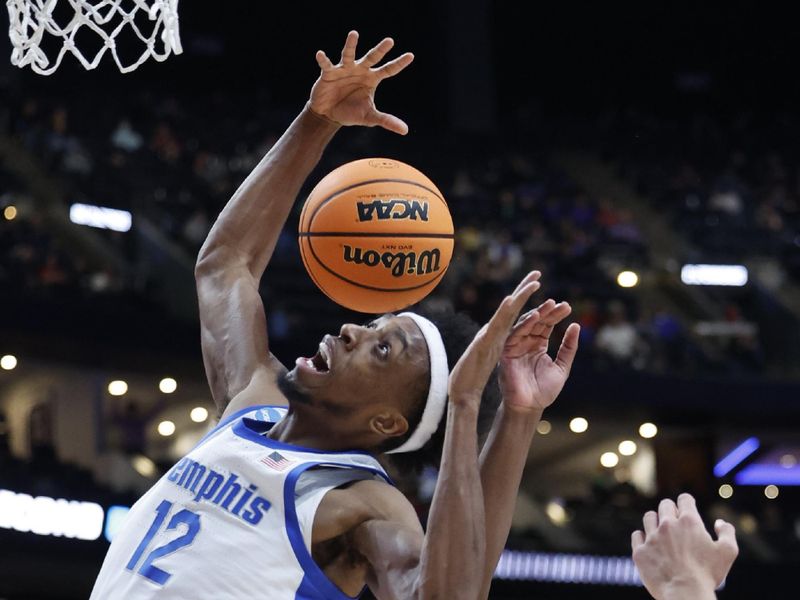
[
  {"xmin": 166, "ymin": 457, "xmax": 270, "ymax": 525},
  {"xmin": 343, "ymin": 245, "xmax": 441, "ymax": 277},
  {"xmin": 356, "ymin": 198, "xmax": 429, "ymax": 222}
]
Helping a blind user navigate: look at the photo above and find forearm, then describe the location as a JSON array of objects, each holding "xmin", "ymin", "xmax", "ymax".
[
  {"xmin": 196, "ymin": 106, "xmax": 339, "ymax": 278},
  {"xmin": 417, "ymin": 402, "xmax": 485, "ymax": 599},
  {"xmin": 477, "ymin": 404, "xmax": 540, "ymax": 598}
]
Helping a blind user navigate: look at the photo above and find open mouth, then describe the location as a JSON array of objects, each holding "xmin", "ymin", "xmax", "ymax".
[{"xmin": 304, "ymin": 341, "xmax": 331, "ymax": 374}]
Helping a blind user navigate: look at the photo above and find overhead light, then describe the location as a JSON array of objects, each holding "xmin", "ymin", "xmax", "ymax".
[
  {"xmin": 0, "ymin": 355, "xmax": 18, "ymax": 370},
  {"xmin": 600, "ymin": 452, "xmax": 619, "ymax": 468},
  {"xmin": 569, "ymin": 417, "xmax": 588, "ymax": 433},
  {"xmin": 713, "ymin": 437, "xmax": 760, "ymax": 478},
  {"xmin": 69, "ymin": 203, "xmax": 132, "ymax": 232},
  {"xmin": 545, "ymin": 501, "xmax": 568, "ymax": 526},
  {"xmin": 107, "ymin": 380, "xmax": 128, "ymax": 396},
  {"xmin": 764, "ymin": 485, "xmax": 779, "ymax": 500},
  {"xmin": 638, "ymin": 422, "xmax": 658, "ymax": 439},
  {"xmin": 157, "ymin": 421, "xmax": 175, "ymax": 436},
  {"xmin": 718, "ymin": 484, "xmax": 733, "ymax": 499},
  {"xmin": 780, "ymin": 454, "xmax": 797, "ymax": 468},
  {"xmin": 618, "ymin": 440, "xmax": 637, "ymax": 456},
  {"xmin": 159, "ymin": 377, "xmax": 177, "ymax": 394},
  {"xmin": 536, "ymin": 420, "xmax": 552, "ymax": 435},
  {"xmin": 681, "ymin": 264, "xmax": 747, "ymax": 286},
  {"xmin": 3, "ymin": 206, "xmax": 16, "ymax": 221},
  {"xmin": 131, "ymin": 455, "xmax": 157, "ymax": 478},
  {"xmin": 190, "ymin": 407, "xmax": 209, "ymax": 423},
  {"xmin": 616, "ymin": 270, "xmax": 639, "ymax": 288}
]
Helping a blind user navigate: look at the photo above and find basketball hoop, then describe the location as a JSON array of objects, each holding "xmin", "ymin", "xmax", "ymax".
[{"xmin": 6, "ymin": 0, "xmax": 182, "ymax": 75}]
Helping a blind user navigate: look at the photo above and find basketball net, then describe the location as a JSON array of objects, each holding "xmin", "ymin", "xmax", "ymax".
[{"xmin": 6, "ymin": 0, "xmax": 182, "ymax": 75}]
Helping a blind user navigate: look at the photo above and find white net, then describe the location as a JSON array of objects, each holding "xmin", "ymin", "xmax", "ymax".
[{"xmin": 7, "ymin": 0, "xmax": 182, "ymax": 75}]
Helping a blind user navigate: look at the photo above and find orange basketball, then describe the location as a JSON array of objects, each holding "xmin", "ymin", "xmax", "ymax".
[{"xmin": 299, "ymin": 158, "xmax": 454, "ymax": 314}]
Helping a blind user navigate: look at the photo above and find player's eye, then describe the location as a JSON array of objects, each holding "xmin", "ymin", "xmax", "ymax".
[{"xmin": 376, "ymin": 342, "xmax": 390, "ymax": 359}]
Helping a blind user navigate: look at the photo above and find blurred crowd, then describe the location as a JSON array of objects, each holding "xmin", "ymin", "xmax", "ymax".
[{"xmin": 3, "ymin": 90, "xmax": 796, "ymax": 381}]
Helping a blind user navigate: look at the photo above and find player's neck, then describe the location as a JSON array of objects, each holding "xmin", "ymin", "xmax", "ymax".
[{"xmin": 266, "ymin": 407, "xmax": 376, "ymax": 453}]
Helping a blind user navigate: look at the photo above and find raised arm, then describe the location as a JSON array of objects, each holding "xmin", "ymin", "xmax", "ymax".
[
  {"xmin": 352, "ymin": 273, "xmax": 542, "ymax": 600},
  {"xmin": 477, "ymin": 278, "xmax": 580, "ymax": 598},
  {"xmin": 194, "ymin": 32, "xmax": 413, "ymax": 417}
]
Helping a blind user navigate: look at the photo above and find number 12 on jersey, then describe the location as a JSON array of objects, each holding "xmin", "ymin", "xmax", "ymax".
[{"xmin": 126, "ymin": 500, "xmax": 201, "ymax": 585}]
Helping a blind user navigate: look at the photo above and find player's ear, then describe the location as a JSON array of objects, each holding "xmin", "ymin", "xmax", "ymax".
[{"xmin": 370, "ymin": 411, "xmax": 409, "ymax": 439}]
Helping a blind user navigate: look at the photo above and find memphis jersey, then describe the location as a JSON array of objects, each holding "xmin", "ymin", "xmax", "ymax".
[{"xmin": 90, "ymin": 405, "xmax": 391, "ymax": 599}]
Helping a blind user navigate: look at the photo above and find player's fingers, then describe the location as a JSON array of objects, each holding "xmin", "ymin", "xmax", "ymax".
[
  {"xmin": 376, "ymin": 52, "xmax": 414, "ymax": 79},
  {"xmin": 512, "ymin": 270, "xmax": 541, "ymax": 295},
  {"xmin": 643, "ymin": 510, "xmax": 658, "ymax": 535},
  {"xmin": 360, "ymin": 37, "xmax": 394, "ymax": 67},
  {"xmin": 340, "ymin": 30, "xmax": 359, "ymax": 65},
  {"xmin": 677, "ymin": 492, "xmax": 698, "ymax": 518},
  {"xmin": 367, "ymin": 110, "xmax": 409, "ymax": 135},
  {"xmin": 548, "ymin": 301, "xmax": 573, "ymax": 326},
  {"xmin": 631, "ymin": 530, "xmax": 645, "ymax": 551},
  {"xmin": 658, "ymin": 498, "xmax": 678, "ymax": 523},
  {"xmin": 488, "ymin": 281, "xmax": 540, "ymax": 336},
  {"xmin": 316, "ymin": 50, "xmax": 335, "ymax": 71},
  {"xmin": 554, "ymin": 323, "xmax": 580, "ymax": 372},
  {"xmin": 531, "ymin": 299, "xmax": 557, "ymax": 322},
  {"xmin": 507, "ymin": 310, "xmax": 542, "ymax": 344},
  {"xmin": 714, "ymin": 519, "xmax": 739, "ymax": 555},
  {"xmin": 529, "ymin": 301, "xmax": 568, "ymax": 338}
]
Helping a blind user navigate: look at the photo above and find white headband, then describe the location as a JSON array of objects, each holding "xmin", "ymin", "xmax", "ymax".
[{"xmin": 385, "ymin": 312, "xmax": 449, "ymax": 455}]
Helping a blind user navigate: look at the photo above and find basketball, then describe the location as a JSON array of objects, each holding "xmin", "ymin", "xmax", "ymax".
[{"xmin": 298, "ymin": 158, "xmax": 454, "ymax": 313}]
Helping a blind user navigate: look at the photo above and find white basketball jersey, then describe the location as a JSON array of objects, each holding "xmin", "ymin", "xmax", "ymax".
[{"xmin": 90, "ymin": 405, "xmax": 391, "ymax": 600}]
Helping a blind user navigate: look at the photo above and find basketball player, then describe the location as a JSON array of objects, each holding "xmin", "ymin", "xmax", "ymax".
[
  {"xmin": 90, "ymin": 32, "xmax": 580, "ymax": 599},
  {"xmin": 632, "ymin": 493, "xmax": 738, "ymax": 600}
]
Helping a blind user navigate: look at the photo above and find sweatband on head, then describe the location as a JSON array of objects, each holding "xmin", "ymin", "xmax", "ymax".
[{"xmin": 385, "ymin": 312, "xmax": 449, "ymax": 455}]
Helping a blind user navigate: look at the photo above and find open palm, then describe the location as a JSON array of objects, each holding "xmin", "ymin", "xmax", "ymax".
[
  {"xmin": 309, "ymin": 31, "xmax": 414, "ymax": 135},
  {"xmin": 500, "ymin": 295, "xmax": 580, "ymax": 414}
]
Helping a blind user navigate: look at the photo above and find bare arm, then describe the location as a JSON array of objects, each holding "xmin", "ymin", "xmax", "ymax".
[
  {"xmin": 194, "ymin": 32, "xmax": 413, "ymax": 417},
  {"xmin": 477, "ymin": 289, "xmax": 580, "ymax": 598},
  {"xmin": 195, "ymin": 109, "xmax": 339, "ymax": 414},
  {"xmin": 351, "ymin": 274, "xmax": 542, "ymax": 599}
]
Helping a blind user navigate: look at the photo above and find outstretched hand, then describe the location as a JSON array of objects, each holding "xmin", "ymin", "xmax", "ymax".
[
  {"xmin": 632, "ymin": 493, "xmax": 738, "ymax": 600},
  {"xmin": 499, "ymin": 276, "xmax": 580, "ymax": 415},
  {"xmin": 448, "ymin": 271, "xmax": 542, "ymax": 407},
  {"xmin": 309, "ymin": 31, "xmax": 414, "ymax": 135}
]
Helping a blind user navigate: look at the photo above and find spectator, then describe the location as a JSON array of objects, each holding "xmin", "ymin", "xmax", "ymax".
[{"xmin": 596, "ymin": 301, "xmax": 642, "ymax": 367}]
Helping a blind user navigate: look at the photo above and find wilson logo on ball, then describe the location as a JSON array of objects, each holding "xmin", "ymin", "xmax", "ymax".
[
  {"xmin": 356, "ymin": 199, "xmax": 429, "ymax": 222},
  {"xmin": 342, "ymin": 245, "xmax": 441, "ymax": 277}
]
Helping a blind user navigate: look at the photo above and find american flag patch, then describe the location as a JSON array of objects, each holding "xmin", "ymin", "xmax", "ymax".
[{"xmin": 260, "ymin": 451, "xmax": 292, "ymax": 471}]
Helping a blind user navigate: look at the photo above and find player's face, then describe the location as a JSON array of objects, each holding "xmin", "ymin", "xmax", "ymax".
[{"xmin": 285, "ymin": 314, "xmax": 430, "ymax": 429}]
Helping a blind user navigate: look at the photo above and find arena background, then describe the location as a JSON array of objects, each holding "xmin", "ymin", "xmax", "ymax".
[{"xmin": 1, "ymin": 1, "xmax": 799, "ymax": 598}]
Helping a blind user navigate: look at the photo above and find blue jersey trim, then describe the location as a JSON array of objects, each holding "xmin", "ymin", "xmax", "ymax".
[
  {"xmin": 193, "ymin": 404, "xmax": 281, "ymax": 451},
  {"xmin": 233, "ymin": 418, "xmax": 378, "ymax": 458},
  {"xmin": 283, "ymin": 462, "xmax": 393, "ymax": 600}
]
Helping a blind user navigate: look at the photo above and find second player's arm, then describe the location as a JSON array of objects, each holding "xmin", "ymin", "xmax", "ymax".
[
  {"xmin": 477, "ymin": 297, "xmax": 580, "ymax": 598},
  {"xmin": 352, "ymin": 274, "xmax": 543, "ymax": 599}
]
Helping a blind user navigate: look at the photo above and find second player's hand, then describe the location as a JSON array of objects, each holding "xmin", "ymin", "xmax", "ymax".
[
  {"xmin": 499, "ymin": 280, "xmax": 580, "ymax": 415},
  {"xmin": 309, "ymin": 31, "xmax": 414, "ymax": 135},
  {"xmin": 448, "ymin": 271, "xmax": 542, "ymax": 407}
]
